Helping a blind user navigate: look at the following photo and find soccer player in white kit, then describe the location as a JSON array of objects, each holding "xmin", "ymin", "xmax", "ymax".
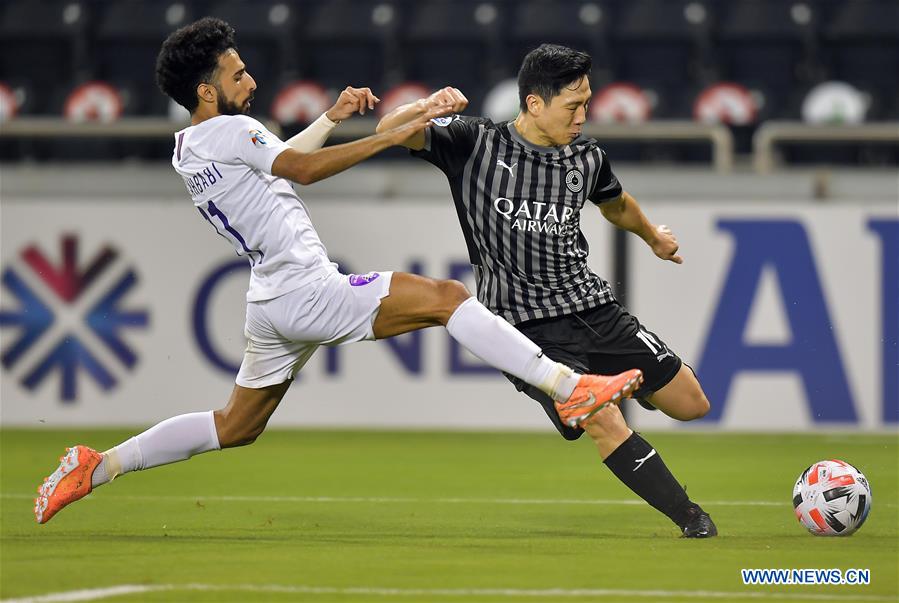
[{"xmin": 34, "ymin": 18, "xmax": 642, "ymax": 524}]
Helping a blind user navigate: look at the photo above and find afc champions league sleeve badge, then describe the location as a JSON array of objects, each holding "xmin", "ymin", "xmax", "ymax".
[
  {"xmin": 249, "ymin": 129, "xmax": 269, "ymax": 147},
  {"xmin": 565, "ymin": 168, "xmax": 584, "ymax": 194}
]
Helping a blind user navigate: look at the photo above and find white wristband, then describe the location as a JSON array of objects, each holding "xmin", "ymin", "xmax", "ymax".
[{"xmin": 285, "ymin": 112, "xmax": 340, "ymax": 153}]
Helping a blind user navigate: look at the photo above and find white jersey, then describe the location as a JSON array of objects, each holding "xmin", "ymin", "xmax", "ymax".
[{"xmin": 171, "ymin": 114, "xmax": 337, "ymax": 302}]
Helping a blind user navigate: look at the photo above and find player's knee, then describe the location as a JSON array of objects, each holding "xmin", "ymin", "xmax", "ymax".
[
  {"xmin": 691, "ymin": 392, "xmax": 711, "ymax": 420},
  {"xmin": 680, "ymin": 390, "xmax": 710, "ymax": 421},
  {"xmin": 213, "ymin": 409, "xmax": 264, "ymax": 448},
  {"xmin": 695, "ymin": 392, "xmax": 711, "ymax": 418},
  {"xmin": 440, "ymin": 279, "xmax": 471, "ymax": 305},
  {"xmin": 237, "ymin": 423, "xmax": 265, "ymax": 447},
  {"xmin": 436, "ymin": 279, "xmax": 472, "ymax": 322},
  {"xmin": 671, "ymin": 392, "xmax": 710, "ymax": 422},
  {"xmin": 219, "ymin": 426, "xmax": 262, "ymax": 448}
]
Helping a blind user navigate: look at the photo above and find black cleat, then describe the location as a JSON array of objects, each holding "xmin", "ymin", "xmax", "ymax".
[{"xmin": 681, "ymin": 507, "xmax": 718, "ymax": 538}]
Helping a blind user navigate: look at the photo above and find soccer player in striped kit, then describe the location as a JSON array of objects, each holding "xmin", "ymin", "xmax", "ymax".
[
  {"xmin": 34, "ymin": 22, "xmax": 642, "ymax": 524},
  {"xmin": 379, "ymin": 44, "xmax": 717, "ymax": 537}
]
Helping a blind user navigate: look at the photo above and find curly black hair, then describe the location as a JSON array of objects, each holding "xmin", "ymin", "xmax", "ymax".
[
  {"xmin": 518, "ymin": 44, "xmax": 592, "ymax": 110},
  {"xmin": 156, "ymin": 17, "xmax": 237, "ymax": 112}
]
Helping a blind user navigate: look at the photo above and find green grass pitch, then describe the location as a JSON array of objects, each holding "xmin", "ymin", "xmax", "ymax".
[{"xmin": 1, "ymin": 429, "xmax": 897, "ymax": 602}]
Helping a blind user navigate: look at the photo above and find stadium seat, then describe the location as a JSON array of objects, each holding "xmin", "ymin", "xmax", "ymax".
[
  {"xmin": 714, "ymin": 0, "xmax": 819, "ymax": 93},
  {"xmin": 0, "ymin": 81, "xmax": 29, "ymax": 120},
  {"xmin": 801, "ymin": 81, "xmax": 870, "ymax": 124},
  {"xmin": 509, "ymin": 0, "xmax": 616, "ymax": 81},
  {"xmin": 819, "ymin": 0, "xmax": 899, "ymax": 118},
  {"xmin": 270, "ymin": 80, "xmax": 332, "ymax": 125},
  {"xmin": 205, "ymin": 0, "xmax": 300, "ymax": 110},
  {"xmin": 28, "ymin": 81, "xmax": 130, "ymax": 161},
  {"xmin": 589, "ymin": 82, "xmax": 653, "ymax": 123},
  {"xmin": 62, "ymin": 81, "xmax": 124, "ymax": 122},
  {"xmin": 302, "ymin": 0, "xmax": 401, "ymax": 92},
  {"xmin": 613, "ymin": 0, "xmax": 713, "ymax": 87},
  {"xmin": 1, "ymin": 79, "xmax": 46, "ymax": 118},
  {"xmin": 0, "ymin": 0, "xmax": 91, "ymax": 111},
  {"xmin": 637, "ymin": 82, "xmax": 692, "ymax": 120},
  {"xmin": 693, "ymin": 82, "xmax": 758, "ymax": 125},
  {"xmin": 93, "ymin": 1, "xmax": 196, "ymax": 114},
  {"xmin": 402, "ymin": 0, "xmax": 507, "ymax": 96}
]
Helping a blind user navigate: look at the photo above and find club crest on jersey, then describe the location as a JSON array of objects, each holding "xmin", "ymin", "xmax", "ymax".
[
  {"xmin": 566, "ymin": 169, "xmax": 584, "ymax": 193},
  {"xmin": 348, "ymin": 272, "xmax": 381, "ymax": 286},
  {"xmin": 249, "ymin": 129, "xmax": 269, "ymax": 147}
]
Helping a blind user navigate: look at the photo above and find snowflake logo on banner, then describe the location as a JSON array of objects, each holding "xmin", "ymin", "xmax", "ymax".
[{"xmin": 0, "ymin": 235, "xmax": 149, "ymax": 401}]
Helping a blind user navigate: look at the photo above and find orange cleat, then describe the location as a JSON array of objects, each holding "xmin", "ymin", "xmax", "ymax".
[
  {"xmin": 34, "ymin": 445, "xmax": 102, "ymax": 524},
  {"xmin": 554, "ymin": 369, "xmax": 644, "ymax": 428}
]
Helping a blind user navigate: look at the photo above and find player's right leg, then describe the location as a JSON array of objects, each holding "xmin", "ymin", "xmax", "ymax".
[
  {"xmin": 371, "ymin": 272, "xmax": 642, "ymax": 414},
  {"xmin": 561, "ymin": 304, "xmax": 717, "ymax": 536},
  {"xmin": 579, "ymin": 405, "xmax": 716, "ymax": 538},
  {"xmin": 35, "ymin": 379, "xmax": 292, "ymax": 524},
  {"xmin": 506, "ymin": 307, "xmax": 717, "ymax": 538}
]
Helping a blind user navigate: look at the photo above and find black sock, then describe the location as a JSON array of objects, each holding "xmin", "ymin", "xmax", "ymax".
[{"xmin": 603, "ymin": 432, "xmax": 698, "ymax": 527}]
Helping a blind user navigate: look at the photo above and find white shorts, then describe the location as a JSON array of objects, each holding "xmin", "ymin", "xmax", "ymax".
[{"xmin": 236, "ymin": 270, "xmax": 393, "ymax": 388}]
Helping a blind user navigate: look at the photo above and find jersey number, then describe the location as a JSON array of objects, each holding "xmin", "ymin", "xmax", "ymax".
[{"xmin": 198, "ymin": 200, "xmax": 264, "ymax": 265}]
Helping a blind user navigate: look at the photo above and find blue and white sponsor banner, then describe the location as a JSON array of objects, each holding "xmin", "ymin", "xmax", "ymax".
[
  {"xmin": 0, "ymin": 198, "xmax": 895, "ymax": 431},
  {"xmin": 628, "ymin": 204, "xmax": 897, "ymax": 430}
]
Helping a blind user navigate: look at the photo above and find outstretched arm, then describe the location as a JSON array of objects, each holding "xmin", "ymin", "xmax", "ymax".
[
  {"xmin": 599, "ymin": 191, "xmax": 683, "ymax": 264},
  {"xmin": 272, "ymin": 104, "xmax": 453, "ymax": 185},
  {"xmin": 376, "ymin": 87, "xmax": 468, "ymax": 150},
  {"xmin": 285, "ymin": 86, "xmax": 380, "ymax": 153}
]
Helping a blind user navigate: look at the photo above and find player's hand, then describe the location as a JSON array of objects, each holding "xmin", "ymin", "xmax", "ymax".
[
  {"xmin": 651, "ymin": 225, "xmax": 683, "ymax": 264},
  {"xmin": 425, "ymin": 87, "xmax": 468, "ymax": 113},
  {"xmin": 386, "ymin": 104, "xmax": 454, "ymax": 145},
  {"xmin": 326, "ymin": 86, "xmax": 380, "ymax": 122}
]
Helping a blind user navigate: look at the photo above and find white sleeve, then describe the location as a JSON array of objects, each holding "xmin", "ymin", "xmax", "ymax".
[{"xmin": 229, "ymin": 116, "xmax": 291, "ymax": 174}]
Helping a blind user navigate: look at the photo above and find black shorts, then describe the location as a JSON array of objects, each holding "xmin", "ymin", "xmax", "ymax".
[{"xmin": 505, "ymin": 301, "xmax": 682, "ymax": 441}]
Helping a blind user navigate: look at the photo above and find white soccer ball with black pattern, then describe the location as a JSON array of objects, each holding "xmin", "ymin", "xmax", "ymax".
[{"xmin": 793, "ymin": 459, "xmax": 872, "ymax": 536}]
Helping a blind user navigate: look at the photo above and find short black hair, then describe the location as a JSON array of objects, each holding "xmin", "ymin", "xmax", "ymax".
[
  {"xmin": 156, "ymin": 17, "xmax": 237, "ymax": 112},
  {"xmin": 517, "ymin": 44, "xmax": 592, "ymax": 110}
]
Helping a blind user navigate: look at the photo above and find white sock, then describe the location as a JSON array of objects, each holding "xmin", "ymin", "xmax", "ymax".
[
  {"xmin": 445, "ymin": 297, "xmax": 580, "ymax": 401},
  {"xmin": 91, "ymin": 411, "xmax": 220, "ymax": 488}
]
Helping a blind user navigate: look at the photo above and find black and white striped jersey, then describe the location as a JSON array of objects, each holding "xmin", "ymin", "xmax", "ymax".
[{"xmin": 412, "ymin": 115, "xmax": 623, "ymax": 324}]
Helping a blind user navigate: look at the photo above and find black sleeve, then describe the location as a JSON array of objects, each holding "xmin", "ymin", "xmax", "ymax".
[
  {"xmin": 588, "ymin": 149, "xmax": 623, "ymax": 205},
  {"xmin": 410, "ymin": 115, "xmax": 487, "ymax": 176}
]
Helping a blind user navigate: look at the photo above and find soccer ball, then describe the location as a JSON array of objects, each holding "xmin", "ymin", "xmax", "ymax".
[{"xmin": 793, "ymin": 459, "xmax": 872, "ymax": 536}]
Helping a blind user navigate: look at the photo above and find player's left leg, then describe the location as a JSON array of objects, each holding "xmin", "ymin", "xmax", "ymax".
[
  {"xmin": 644, "ymin": 364, "xmax": 710, "ymax": 421},
  {"xmin": 34, "ymin": 290, "xmax": 311, "ymax": 524},
  {"xmin": 372, "ymin": 272, "xmax": 641, "ymax": 410},
  {"xmin": 34, "ymin": 381, "xmax": 292, "ymax": 524}
]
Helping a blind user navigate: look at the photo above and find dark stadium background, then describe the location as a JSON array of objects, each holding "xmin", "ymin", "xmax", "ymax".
[
  {"xmin": 1, "ymin": 0, "xmax": 897, "ymax": 164},
  {"xmin": 1, "ymin": 3, "xmax": 897, "ymax": 602}
]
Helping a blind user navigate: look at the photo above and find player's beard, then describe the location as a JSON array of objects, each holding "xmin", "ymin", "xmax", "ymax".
[{"xmin": 216, "ymin": 86, "xmax": 252, "ymax": 116}]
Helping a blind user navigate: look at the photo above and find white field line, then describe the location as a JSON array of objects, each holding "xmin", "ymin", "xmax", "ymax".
[
  {"xmin": 3, "ymin": 583, "xmax": 897, "ymax": 603},
  {"xmin": 2, "ymin": 492, "xmax": 791, "ymax": 506},
  {"xmin": 5, "ymin": 492, "xmax": 898, "ymax": 507}
]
